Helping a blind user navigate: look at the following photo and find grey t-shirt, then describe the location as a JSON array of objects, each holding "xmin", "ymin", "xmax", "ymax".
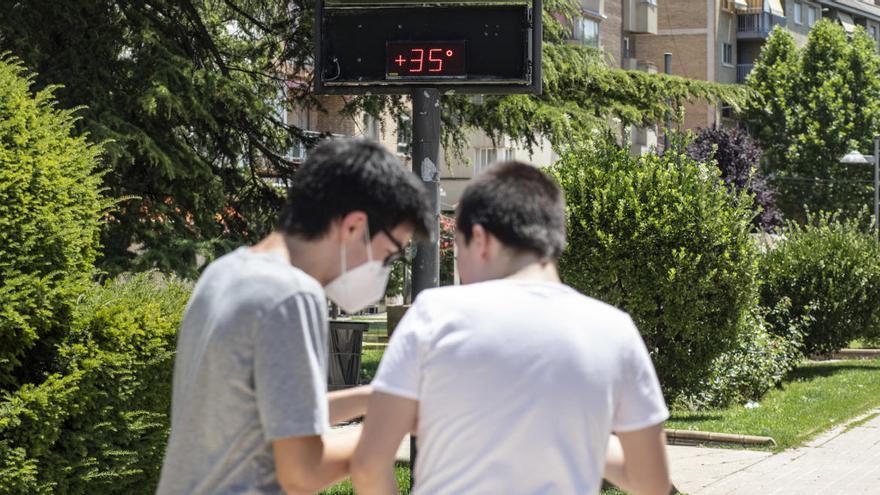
[{"xmin": 157, "ymin": 247, "xmax": 329, "ymax": 495}]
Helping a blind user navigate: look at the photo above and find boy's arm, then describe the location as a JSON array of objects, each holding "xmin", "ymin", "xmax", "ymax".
[
  {"xmin": 604, "ymin": 425, "xmax": 671, "ymax": 495},
  {"xmin": 350, "ymin": 391, "xmax": 419, "ymax": 495},
  {"xmin": 328, "ymin": 385, "xmax": 372, "ymax": 425},
  {"xmin": 273, "ymin": 426, "xmax": 361, "ymax": 495}
]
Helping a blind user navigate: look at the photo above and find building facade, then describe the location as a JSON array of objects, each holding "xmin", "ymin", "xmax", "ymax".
[{"xmin": 627, "ymin": 0, "xmax": 880, "ymax": 130}]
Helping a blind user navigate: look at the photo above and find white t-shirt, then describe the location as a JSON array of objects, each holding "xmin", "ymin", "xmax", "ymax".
[{"xmin": 372, "ymin": 279, "xmax": 669, "ymax": 495}]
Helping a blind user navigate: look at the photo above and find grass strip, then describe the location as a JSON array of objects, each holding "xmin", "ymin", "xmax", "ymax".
[{"xmin": 667, "ymin": 360, "xmax": 880, "ymax": 451}]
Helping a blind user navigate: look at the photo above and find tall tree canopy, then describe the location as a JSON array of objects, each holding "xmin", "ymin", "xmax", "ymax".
[
  {"xmin": 745, "ymin": 20, "xmax": 880, "ymax": 222},
  {"xmin": 0, "ymin": 0, "xmax": 748, "ymax": 277}
]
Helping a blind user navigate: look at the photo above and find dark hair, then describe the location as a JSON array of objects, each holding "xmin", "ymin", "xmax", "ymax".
[
  {"xmin": 457, "ymin": 161, "xmax": 566, "ymax": 259},
  {"xmin": 279, "ymin": 138, "xmax": 431, "ymax": 239}
]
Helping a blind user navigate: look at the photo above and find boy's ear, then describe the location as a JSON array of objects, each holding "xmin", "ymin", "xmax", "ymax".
[
  {"xmin": 471, "ymin": 224, "xmax": 492, "ymax": 260},
  {"xmin": 337, "ymin": 211, "xmax": 368, "ymax": 242}
]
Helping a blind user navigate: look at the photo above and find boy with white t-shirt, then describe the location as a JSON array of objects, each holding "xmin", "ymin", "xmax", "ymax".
[{"xmin": 351, "ymin": 161, "xmax": 672, "ymax": 495}]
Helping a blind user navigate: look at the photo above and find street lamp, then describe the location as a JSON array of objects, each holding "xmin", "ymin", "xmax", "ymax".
[{"xmin": 839, "ymin": 137, "xmax": 880, "ymax": 240}]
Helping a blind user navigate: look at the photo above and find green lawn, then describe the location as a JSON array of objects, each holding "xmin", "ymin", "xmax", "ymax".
[
  {"xmin": 360, "ymin": 348, "xmax": 384, "ymax": 383},
  {"xmin": 849, "ymin": 339, "xmax": 867, "ymax": 349},
  {"xmin": 666, "ymin": 360, "xmax": 880, "ymax": 450},
  {"xmin": 320, "ymin": 466, "xmax": 632, "ymax": 494},
  {"xmin": 320, "ymin": 465, "xmax": 411, "ymax": 494}
]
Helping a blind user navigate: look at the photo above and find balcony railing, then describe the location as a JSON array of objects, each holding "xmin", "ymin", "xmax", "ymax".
[
  {"xmin": 737, "ymin": 12, "xmax": 786, "ymax": 38},
  {"xmin": 736, "ymin": 64, "xmax": 755, "ymax": 84}
]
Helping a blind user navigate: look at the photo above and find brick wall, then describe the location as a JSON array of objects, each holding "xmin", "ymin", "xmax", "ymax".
[
  {"xmin": 657, "ymin": 0, "xmax": 707, "ymax": 30},
  {"xmin": 602, "ymin": 0, "xmax": 624, "ymax": 65},
  {"xmin": 634, "ymin": 0, "xmax": 715, "ymax": 131},
  {"xmin": 314, "ymin": 96, "xmax": 358, "ymax": 136}
]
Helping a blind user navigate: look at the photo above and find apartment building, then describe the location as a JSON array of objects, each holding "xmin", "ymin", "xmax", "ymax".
[{"xmin": 625, "ymin": 0, "xmax": 880, "ymax": 130}]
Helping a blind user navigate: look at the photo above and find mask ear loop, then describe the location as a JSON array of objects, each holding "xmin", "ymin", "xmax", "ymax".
[
  {"xmin": 340, "ymin": 240, "xmax": 347, "ymax": 273},
  {"xmin": 364, "ymin": 221, "xmax": 374, "ymax": 262}
]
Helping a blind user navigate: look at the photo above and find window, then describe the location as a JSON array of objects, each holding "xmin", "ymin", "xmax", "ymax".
[
  {"xmin": 396, "ymin": 115, "xmax": 411, "ymax": 156},
  {"xmin": 871, "ymin": 25, "xmax": 879, "ymax": 42},
  {"xmin": 474, "ymin": 148, "xmax": 514, "ymax": 176},
  {"xmin": 793, "ymin": 1, "xmax": 802, "ymax": 25},
  {"xmin": 623, "ymin": 37, "xmax": 632, "ymax": 59},
  {"xmin": 363, "ymin": 114, "xmax": 380, "ymax": 141},
  {"xmin": 807, "ymin": 5, "xmax": 817, "ymax": 26},
  {"xmin": 290, "ymin": 139, "xmax": 307, "ymax": 160},
  {"xmin": 722, "ymin": 43, "xmax": 733, "ymax": 66},
  {"xmin": 575, "ymin": 18, "xmax": 600, "ymax": 48},
  {"xmin": 474, "ymin": 148, "xmax": 497, "ymax": 176}
]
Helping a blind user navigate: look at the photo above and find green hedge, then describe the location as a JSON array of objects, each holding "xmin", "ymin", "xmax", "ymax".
[
  {"xmin": 678, "ymin": 299, "xmax": 805, "ymax": 408},
  {"xmin": 0, "ymin": 55, "xmax": 106, "ymax": 388},
  {"xmin": 552, "ymin": 137, "xmax": 759, "ymax": 397},
  {"xmin": 0, "ymin": 273, "xmax": 191, "ymax": 495},
  {"xmin": 760, "ymin": 212, "xmax": 880, "ymax": 354}
]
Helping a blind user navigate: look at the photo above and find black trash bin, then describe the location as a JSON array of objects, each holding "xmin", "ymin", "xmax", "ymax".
[{"xmin": 328, "ymin": 321, "xmax": 367, "ymax": 391}]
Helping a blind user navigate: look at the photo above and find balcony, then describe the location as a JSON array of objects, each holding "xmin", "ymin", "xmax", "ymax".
[
  {"xmin": 624, "ymin": 0, "xmax": 658, "ymax": 35},
  {"xmin": 737, "ymin": 12, "xmax": 786, "ymax": 39},
  {"xmin": 736, "ymin": 63, "xmax": 755, "ymax": 84}
]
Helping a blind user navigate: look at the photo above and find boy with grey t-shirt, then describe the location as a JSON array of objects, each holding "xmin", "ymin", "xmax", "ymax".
[{"xmin": 157, "ymin": 138, "xmax": 430, "ymax": 494}]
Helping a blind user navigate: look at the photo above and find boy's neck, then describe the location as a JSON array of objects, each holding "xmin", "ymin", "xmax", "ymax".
[
  {"xmin": 502, "ymin": 256, "xmax": 562, "ymax": 284},
  {"xmin": 250, "ymin": 231, "xmax": 337, "ymax": 286}
]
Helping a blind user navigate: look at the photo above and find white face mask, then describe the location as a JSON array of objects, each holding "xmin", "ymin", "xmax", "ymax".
[{"xmin": 325, "ymin": 225, "xmax": 392, "ymax": 314}]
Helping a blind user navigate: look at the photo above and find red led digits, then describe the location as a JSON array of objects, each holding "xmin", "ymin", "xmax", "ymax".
[
  {"xmin": 409, "ymin": 48, "xmax": 424, "ymax": 73},
  {"xmin": 428, "ymin": 48, "xmax": 443, "ymax": 72},
  {"xmin": 387, "ymin": 42, "xmax": 466, "ymax": 78}
]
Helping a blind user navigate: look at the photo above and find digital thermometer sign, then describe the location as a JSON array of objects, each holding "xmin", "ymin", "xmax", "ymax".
[
  {"xmin": 314, "ymin": 0, "xmax": 542, "ymax": 94},
  {"xmin": 386, "ymin": 41, "xmax": 466, "ymax": 79}
]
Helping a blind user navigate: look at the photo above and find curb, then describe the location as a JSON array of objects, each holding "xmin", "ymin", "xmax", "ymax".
[
  {"xmin": 832, "ymin": 348, "xmax": 880, "ymax": 360},
  {"xmin": 665, "ymin": 428, "xmax": 777, "ymax": 447},
  {"xmin": 363, "ymin": 342, "xmax": 389, "ymax": 349}
]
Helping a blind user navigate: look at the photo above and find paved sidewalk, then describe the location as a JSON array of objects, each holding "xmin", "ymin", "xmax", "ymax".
[
  {"xmin": 673, "ymin": 408, "xmax": 880, "ymax": 495},
  {"xmin": 332, "ymin": 408, "xmax": 880, "ymax": 494}
]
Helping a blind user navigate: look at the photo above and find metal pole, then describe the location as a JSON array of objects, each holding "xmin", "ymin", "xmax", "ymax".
[
  {"xmin": 874, "ymin": 136, "xmax": 878, "ymax": 240},
  {"xmin": 409, "ymin": 87, "xmax": 441, "ymax": 487},
  {"xmin": 663, "ymin": 52, "xmax": 672, "ymax": 152}
]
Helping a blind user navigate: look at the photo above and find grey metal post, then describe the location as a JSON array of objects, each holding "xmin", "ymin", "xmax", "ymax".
[
  {"xmin": 663, "ymin": 53, "xmax": 672, "ymax": 152},
  {"xmin": 409, "ymin": 88, "xmax": 441, "ymax": 486},
  {"xmin": 874, "ymin": 136, "xmax": 879, "ymax": 240}
]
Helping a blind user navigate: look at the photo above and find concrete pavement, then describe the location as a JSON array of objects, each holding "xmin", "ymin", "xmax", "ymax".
[
  {"xmin": 331, "ymin": 407, "xmax": 880, "ymax": 494},
  {"xmin": 674, "ymin": 408, "xmax": 880, "ymax": 495}
]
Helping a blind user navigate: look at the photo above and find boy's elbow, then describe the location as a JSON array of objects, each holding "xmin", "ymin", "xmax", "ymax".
[
  {"xmin": 277, "ymin": 463, "xmax": 324, "ymax": 495},
  {"xmin": 638, "ymin": 478, "xmax": 672, "ymax": 495},
  {"xmin": 278, "ymin": 478, "xmax": 313, "ymax": 495},
  {"xmin": 349, "ymin": 450, "xmax": 378, "ymax": 485}
]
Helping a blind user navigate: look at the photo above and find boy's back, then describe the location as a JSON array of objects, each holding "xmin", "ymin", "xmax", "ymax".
[{"xmin": 372, "ymin": 279, "xmax": 668, "ymax": 495}]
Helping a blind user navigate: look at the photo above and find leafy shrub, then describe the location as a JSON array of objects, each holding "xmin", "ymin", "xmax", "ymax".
[
  {"xmin": 759, "ymin": 212, "xmax": 880, "ymax": 354},
  {"xmin": 677, "ymin": 299, "xmax": 805, "ymax": 409},
  {"xmin": 552, "ymin": 137, "xmax": 759, "ymax": 397},
  {"xmin": 0, "ymin": 273, "xmax": 191, "ymax": 494},
  {"xmin": 687, "ymin": 125, "xmax": 783, "ymax": 231},
  {"xmin": 0, "ymin": 56, "xmax": 106, "ymax": 388}
]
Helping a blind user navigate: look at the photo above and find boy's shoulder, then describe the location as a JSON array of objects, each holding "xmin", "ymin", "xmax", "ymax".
[
  {"xmin": 197, "ymin": 247, "xmax": 324, "ymax": 306},
  {"xmin": 413, "ymin": 280, "xmax": 632, "ymax": 325}
]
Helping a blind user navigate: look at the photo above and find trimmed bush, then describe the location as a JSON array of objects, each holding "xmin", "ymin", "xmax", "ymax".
[
  {"xmin": 678, "ymin": 299, "xmax": 805, "ymax": 409},
  {"xmin": 760, "ymin": 212, "xmax": 880, "ymax": 354},
  {"xmin": 552, "ymin": 137, "xmax": 759, "ymax": 397},
  {"xmin": 0, "ymin": 56, "xmax": 106, "ymax": 388},
  {"xmin": 0, "ymin": 273, "xmax": 191, "ymax": 494}
]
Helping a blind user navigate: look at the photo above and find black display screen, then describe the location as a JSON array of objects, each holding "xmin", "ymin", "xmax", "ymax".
[
  {"xmin": 320, "ymin": 6, "xmax": 529, "ymax": 85},
  {"xmin": 386, "ymin": 41, "xmax": 466, "ymax": 79}
]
